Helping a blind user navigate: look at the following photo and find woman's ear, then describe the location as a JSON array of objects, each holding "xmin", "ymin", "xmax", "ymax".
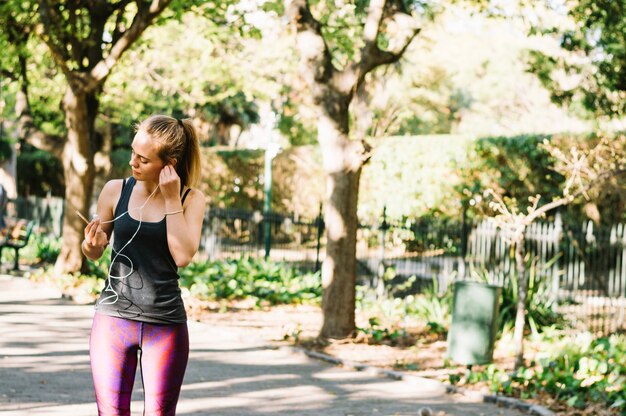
[{"xmin": 168, "ymin": 158, "xmax": 178, "ymax": 167}]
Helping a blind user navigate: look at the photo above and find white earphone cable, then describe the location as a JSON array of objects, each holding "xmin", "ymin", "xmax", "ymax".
[{"xmin": 98, "ymin": 185, "xmax": 160, "ymax": 306}]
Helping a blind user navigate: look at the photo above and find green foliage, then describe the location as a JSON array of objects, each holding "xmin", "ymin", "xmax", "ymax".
[
  {"xmin": 271, "ymin": 145, "xmax": 325, "ymax": 216},
  {"xmin": 458, "ymin": 132, "xmax": 626, "ymax": 225},
  {"xmin": 365, "ymin": 63, "xmax": 472, "ymax": 136},
  {"xmin": 84, "ymin": 246, "xmax": 113, "ymax": 280},
  {"xmin": 0, "ymin": 1, "xmax": 37, "ymax": 78},
  {"xmin": 277, "ymin": 94, "xmax": 317, "ymax": 146},
  {"xmin": 471, "ymin": 253, "xmax": 564, "ymax": 335},
  {"xmin": 357, "ymin": 316, "xmax": 410, "ymax": 345},
  {"xmin": 101, "ymin": 6, "xmax": 295, "ymax": 144},
  {"xmin": 355, "ymin": 279, "xmax": 449, "ymax": 345},
  {"xmin": 178, "ymin": 256, "xmax": 321, "ymax": 306},
  {"xmin": 360, "ymin": 4, "xmax": 589, "ymax": 139},
  {"xmin": 398, "ymin": 216, "xmax": 464, "ymax": 255},
  {"xmin": 527, "ymin": 0, "xmax": 626, "ymax": 118},
  {"xmin": 405, "ymin": 278, "xmax": 452, "ymax": 335},
  {"xmin": 360, "ymin": 135, "xmax": 474, "ymax": 221},
  {"xmin": 17, "ymin": 143, "xmax": 65, "ymax": 196},
  {"xmin": 499, "ymin": 256, "xmax": 564, "ymax": 335},
  {"xmin": 33, "ymin": 252, "xmax": 319, "ymax": 306},
  {"xmin": 355, "ymin": 285, "xmax": 414, "ymax": 345},
  {"xmin": 22, "ymin": 233, "xmax": 110, "ymax": 281},
  {"xmin": 204, "ymin": 91, "xmax": 260, "ymax": 145},
  {"xmin": 32, "ymin": 234, "xmax": 61, "ymax": 264},
  {"xmin": 465, "ymin": 333, "xmax": 626, "ymax": 413},
  {"xmin": 306, "ymin": 0, "xmax": 438, "ymax": 70},
  {"xmin": 458, "ymin": 134, "xmax": 563, "ymax": 214},
  {"xmin": 199, "ymin": 145, "xmax": 325, "ymax": 216},
  {"xmin": 0, "ymin": 136, "xmax": 13, "ymax": 163},
  {"xmin": 201, "ymin": 149, "xmax": 265, "ymax": 210},
  {"xmin": 1, "ymin": 3, "xmax": 67, "ymax": 140},
  {"xmin": 0, "ymin": 232, "xmax": 61, "ymax": 265}
]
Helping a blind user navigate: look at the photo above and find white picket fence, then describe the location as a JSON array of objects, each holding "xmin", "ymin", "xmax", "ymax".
[{"xmin": 466, "ymin": 218, "xmax": 626, "ymax": 334}]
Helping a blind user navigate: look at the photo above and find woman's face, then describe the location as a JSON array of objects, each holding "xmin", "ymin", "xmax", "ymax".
[{"xmin": 129, "ymin": 130, "xmax": 165, "ymax": 182}]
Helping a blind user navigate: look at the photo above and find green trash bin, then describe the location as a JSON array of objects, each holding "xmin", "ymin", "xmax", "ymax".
[{"xmin": 447, "ymin": 280, "xmax": 501, "ymax": 365}]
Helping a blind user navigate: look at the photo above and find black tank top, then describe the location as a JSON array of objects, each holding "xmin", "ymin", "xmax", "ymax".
[{"xmin": 95, "ymin": 177, "xmax": 190, "ymax": 324}]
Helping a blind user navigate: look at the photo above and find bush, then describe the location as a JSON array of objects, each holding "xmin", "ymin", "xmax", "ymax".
[
  {"xmin": 354, "ymin": 277, "xmax": 452, "ymax": 345},
  {"xmin": 178, "ymin": 256, "xmax": 321, "ymax": 306},
  {"xmin": 405, "ymin": 277, "xmax": 452, "ymax": 336},
  {"xmin": 0, "ymin": 232, "xmax": 61, "ymax": 266},
  {"xmin": 471, "ymin": 253, "xmax": 565, "ymax": 335},
  {"xmin": 465, "ymin": 333, "xmax": 626, "ymax": 413}
]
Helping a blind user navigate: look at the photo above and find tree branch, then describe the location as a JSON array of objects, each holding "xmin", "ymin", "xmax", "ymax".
[
  {"xmin": 14, "ymin": 55, "xmax": 64, "ymax": 159},
  {"xmin": 67, "ymin": 2, "xmax": 84, "ymax": 65},
  {"xmin": 356, "ymin": 23, "xmax": 420, "ymax": 89},
  {"xmin": 87, "ymin": 0, "xmax": 172, "ymax": 91},
  {"xmin": 110, "ymin": 0, "xmax": 133, "ymax": 46},
  {"xmin": 344, "ymin": 0, "xmax": 421, "ymax": 95},
  {"xmin": 363, "ymin": 0, "xmax": 385, "ymax": 46},
  {"xmin": 526, "ymin": 167, "xmax": 626, "ymax": 224},
  {"xmin": 37, "ymin": 2, "xmax": 73, "ymax": 79},
  {"xmin": 286, "ymin": 0, "xmax": 335, "ymax": 86},
  {"xmin": 1, "ymin": 69, "xmax": 18, "ymax": 81}
]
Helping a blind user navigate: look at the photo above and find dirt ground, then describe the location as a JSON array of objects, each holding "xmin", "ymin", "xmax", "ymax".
[{"xmin": 184, "ymin": 298, "xmax": 619, "ymax": 416}]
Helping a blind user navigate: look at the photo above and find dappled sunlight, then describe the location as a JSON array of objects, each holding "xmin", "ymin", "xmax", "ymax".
[
  {"xmin": 2, "ymin": 355, "xmax": 90, "ymax": 374},
  {"xmin": 176, "ymin": 396, "xmax": 257, "ymax": 413},
  {"xmin": 322, "ymin": 256, "xmax": 335, "ymax": 288},
  {"xmin": 341, "ymin": 379, "xmax": 446, "ymax": 400},
  {"xmin": 4, "ymin": 0, "xmax": 623, "ymax": 412},
  {"xmin": 312, "ymin": 367, "xmax": 380, "ymax": 381},
  {"xmin": 0, "ymin": 276, "xmax": 531, "ymax": 415},
  {"xmin": 178, "ymin": 384, "xmax": 332, "ymax": 414},
  {"xmin": 0, "ymin": 301, "xmax": 92, "ymax": 374},
  {"xmin": 182, "ymin": 373, "xmax": 299, "ymax": 392},
  {"xmin": 229, "ymin": 384, "xmax": 333, "ymax": 410},
  {"xmin": 324, "ymin": 203, "xmax": 346, "ymax": 241},
  {"xmin": 191, "ymin": 346, "xmax": 313, "ymax": 367},
  {"xmin": 0, "ymin": 402, "xmax": 99, "ymax": 415}
]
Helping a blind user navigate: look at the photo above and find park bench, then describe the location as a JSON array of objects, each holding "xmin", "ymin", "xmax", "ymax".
[{"xmin": 0, "ymin": 219, "xmax": 35, "ymax": 270}]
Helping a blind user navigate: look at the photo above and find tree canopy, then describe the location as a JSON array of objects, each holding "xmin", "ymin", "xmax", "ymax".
[{"xmin": 527, "ymin": 0, "xmax": 626, "ymax": 119}]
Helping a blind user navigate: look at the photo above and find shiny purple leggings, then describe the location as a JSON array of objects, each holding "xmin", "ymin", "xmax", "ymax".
[{"xmin": 89, "ymin": 313, "xmax": 189, "ymax": 416}]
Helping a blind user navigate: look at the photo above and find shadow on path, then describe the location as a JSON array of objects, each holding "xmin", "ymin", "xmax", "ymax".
[{"xmin": 0, "ymin": 275, "xmax": 523, "ymax": 416}]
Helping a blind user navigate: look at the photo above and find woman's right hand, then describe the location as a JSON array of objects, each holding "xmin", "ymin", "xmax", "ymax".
[{"xmin": 84, "ymin": 218, "xmax": 109, "ymax": 249}]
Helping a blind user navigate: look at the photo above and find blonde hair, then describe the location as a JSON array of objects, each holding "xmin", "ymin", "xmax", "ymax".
[{"xmin": 136, "ymin": 115, "xmax": 202, "ymax": 188}]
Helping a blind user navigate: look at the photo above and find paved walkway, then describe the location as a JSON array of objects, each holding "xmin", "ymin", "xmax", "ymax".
[{"xmin": 0, "ymin": 274, "xmax": 526, "ymax": 416}]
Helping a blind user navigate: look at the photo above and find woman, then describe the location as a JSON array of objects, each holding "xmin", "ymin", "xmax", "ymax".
[{"xmin": 82, "ymin": 115, "xmax": 205, "ymax": 416}]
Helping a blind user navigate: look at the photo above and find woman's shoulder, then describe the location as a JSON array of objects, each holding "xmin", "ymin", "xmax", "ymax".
[
  {"xmin": 182, "ymin": 187, "xmax": 206, "ymax": 207},
  {"xmin": 101, "ymin": 178, "xmax": 129, "ymax": 197}
]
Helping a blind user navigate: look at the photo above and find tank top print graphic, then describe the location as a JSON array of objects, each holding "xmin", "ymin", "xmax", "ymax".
[{"xmin": 95, "ymin": 177, "xmax": 188, "ymax": 324}]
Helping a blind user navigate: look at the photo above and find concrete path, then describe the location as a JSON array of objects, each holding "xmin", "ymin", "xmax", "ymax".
[{"xmin": 0, "ymin": 275, "xmax": 526, "ymax": 416}]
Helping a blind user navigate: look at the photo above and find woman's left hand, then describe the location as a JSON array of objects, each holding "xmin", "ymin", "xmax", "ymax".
[{"xmin": 159, "ymin": 164, "xmax": 181, "ymax": 201}]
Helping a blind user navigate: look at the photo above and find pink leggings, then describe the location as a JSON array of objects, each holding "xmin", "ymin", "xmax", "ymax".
[{"xmin": 89, "ymin": 313, "xmax": 189, "ymax": 416}]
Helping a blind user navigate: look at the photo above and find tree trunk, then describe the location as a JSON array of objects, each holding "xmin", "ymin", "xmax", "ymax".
[
  {"xmin": 513, "ymin": 234, "xmax": 527, "ymax": 369},
  {"xmin": 318, "ymin": 110, "xmax": 365, "ymax": 339},
  {"xmin": 54, "ymin": 87, "xmax": 98, "ymax": 275},
  {"xmin": 286, "ymin": 0, "xmax": 416, "ymax": 340},
  {"xmin": 214, "ymin": 121, "xmax": 231, "ymax": 146}
]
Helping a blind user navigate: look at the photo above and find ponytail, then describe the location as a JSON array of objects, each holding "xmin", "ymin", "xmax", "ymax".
[{"xmin": 179, "ymin": 120, "xmax": 201, "ymax": 188}]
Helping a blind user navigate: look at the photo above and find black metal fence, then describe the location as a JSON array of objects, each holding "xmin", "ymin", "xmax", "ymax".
[
  {"xmin": 6, "ymin": 196, "xmax": 626, "ymax": 335},
  {"xmin": 464, "ymin": 217, "xmax": 626, "ymax": 335},
  {"xmin": 200, "ymin": 207, "xmax": 325, "ymax": 272},
  {"xmin": 203, "ymin": 208, "xmax": 626, "ymax": 335}
]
